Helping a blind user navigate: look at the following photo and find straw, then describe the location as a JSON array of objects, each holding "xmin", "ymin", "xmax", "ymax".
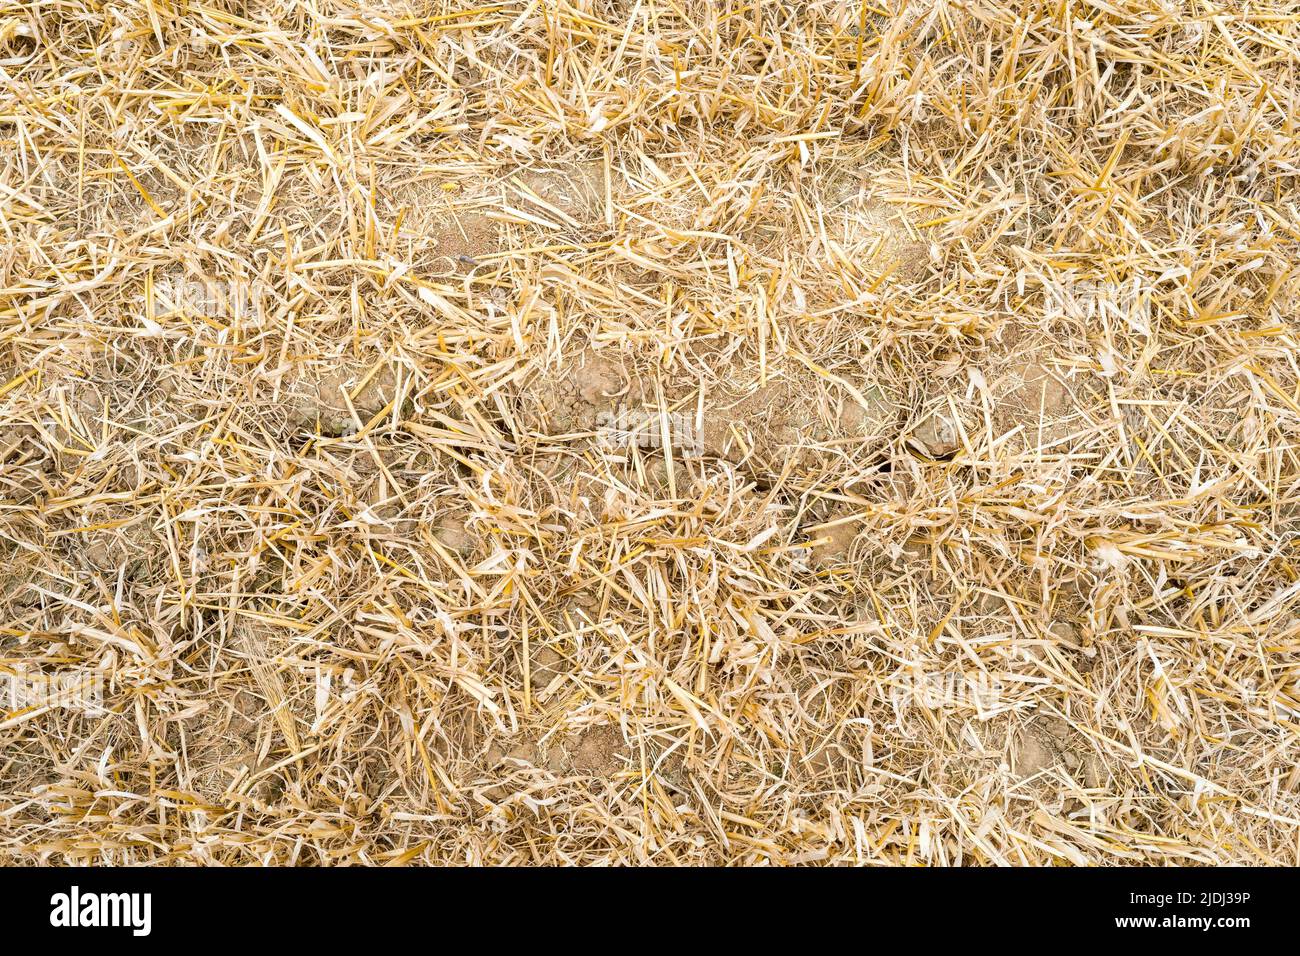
[{"xmin": 1, "ymin": 0, "xmax": 1298, "ymax": 866}]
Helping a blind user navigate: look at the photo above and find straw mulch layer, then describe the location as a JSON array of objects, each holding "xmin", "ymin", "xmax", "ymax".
[{"xmin": 2, "ymin": 0, "xmax": 1298, "ymax": 865}]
